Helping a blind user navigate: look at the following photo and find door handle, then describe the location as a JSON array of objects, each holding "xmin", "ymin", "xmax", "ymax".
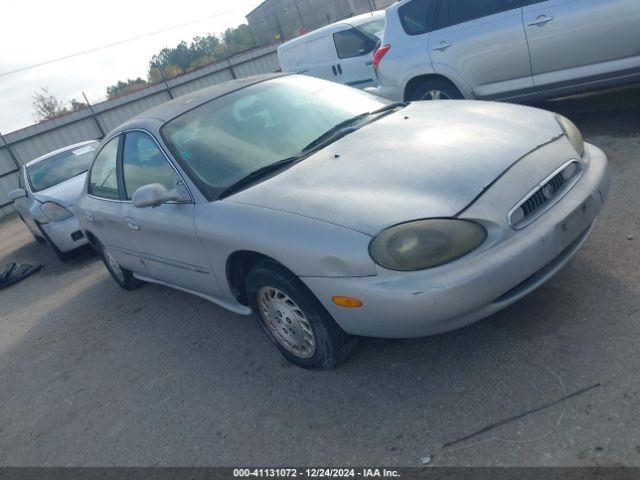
[
  {"xmin": 85, "ymin": 211, "xmax": 95, "ymax": 222},
  {"xmin": 124, "ymin": 217, "xmax": 140, "ymax": 231},
  {"xmin": 528, "ymin": 15, "xmax": 554, "ymax": 26},
  {"xmin": 332, "ymin": 65, "xmax": 337, "ymax": 76},
  {"xmin": 433, "ymin": 41, "xmax": 452, "ymax": 52},
  {"xmin": 337, "ymin": 64, "xmax": 342, "ymax": 74}
]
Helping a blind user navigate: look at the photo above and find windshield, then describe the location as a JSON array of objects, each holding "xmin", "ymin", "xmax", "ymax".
[
  {"xmin": 357, "ymin": 18, "xmax": 385, "ymax": 41},
  {"xmin": 27, "ymin": 142, "xmax": 99, "ymax": 192},
  {"xmin": 162, "ymin": 76, "xmax": 389, "ymax": 200}
]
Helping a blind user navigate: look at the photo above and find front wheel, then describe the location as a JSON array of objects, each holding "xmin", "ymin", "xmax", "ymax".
[
  {"xmin": 246, "ymin": 260, "xmax": 358, "ymax": 370},
  {"xmin": 99, "ymin": 243, "xmax": 143, "ymax": 290}
]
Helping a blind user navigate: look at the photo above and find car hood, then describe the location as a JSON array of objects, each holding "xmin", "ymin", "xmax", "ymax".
[
  {"xmin": 228, "ymin": 101, "xmax": 563, "ymax": 235},
  {"xmin": 33, "ymin": 172, "xmax": 87, "ymax": 208}
]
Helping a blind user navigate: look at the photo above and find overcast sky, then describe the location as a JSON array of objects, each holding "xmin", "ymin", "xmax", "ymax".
[{"xmin": 0, "ymin": 0, "xmax": 262, "ymax": 134}]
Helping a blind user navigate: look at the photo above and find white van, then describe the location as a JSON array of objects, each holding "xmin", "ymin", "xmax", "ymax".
[{"xmin": 277, "ymin": 11, "xmax": 385, "ymax": 89}]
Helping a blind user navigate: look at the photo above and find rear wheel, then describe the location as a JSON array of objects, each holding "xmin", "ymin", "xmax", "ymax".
[
  {"xmin": 99, "ymin": 243, "xmax": 143, "ymax": 290},
  {"xmin": 409, "ymin": 78, "xmax": 463, "ymax": 101},
  {"xmin": 246, "ymin": 260, "xmax": 358, "ymax": 370}
]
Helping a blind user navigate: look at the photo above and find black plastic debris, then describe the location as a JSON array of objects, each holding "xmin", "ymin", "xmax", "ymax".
[{"xmin": 0, "ymin": 263, "xmax": 43, "ymax": 290}]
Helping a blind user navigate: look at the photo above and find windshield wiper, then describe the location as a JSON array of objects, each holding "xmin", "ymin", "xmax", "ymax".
[
  {"xmin": 302, "ymin": 113, "xmax": 370, "ymax": 152},
  {"xmin": 370, "ymin": 101, "xmax": 408, "ymax": 114},
  {"xmin": 218, "ymin": 155, "xmax": 302, "ymax": 199},
  {"xmin": 302, "ymin": 102, "xmax": 408, "ymax": 153}
]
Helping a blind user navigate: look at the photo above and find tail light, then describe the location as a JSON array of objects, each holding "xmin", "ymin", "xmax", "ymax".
[{"xmin": 373, "ymin": 45, "xmax": 391, "ymax": 70}]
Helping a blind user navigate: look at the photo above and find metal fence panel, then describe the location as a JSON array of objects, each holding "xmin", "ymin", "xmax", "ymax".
[
  {"xmin": 0, "ymin": 147, "xmax": 16, "ymax": 177},
  {"xmin": 0, "ymin": 171, "xmax": 20, "ymax": 210},
  {"xmin": 0, "ymin": 45, "xmax": 279, "ymax": 221},
  {"xmin": 8, "ymin": 117, "xmax": 102, "ymax": 165}
]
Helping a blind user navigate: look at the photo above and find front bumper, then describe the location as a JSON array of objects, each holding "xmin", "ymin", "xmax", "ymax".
[
  {"xmin": 40, "ymin": 215, "xmax": 88, "ymax": 253},
  {"xmin": 303, "ymin": 142, "xmax": 610, "ymax": 338}
]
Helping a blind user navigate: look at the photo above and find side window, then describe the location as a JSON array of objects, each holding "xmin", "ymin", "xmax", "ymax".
[
  {"xmin": 88, "ymin": 136, "xmax": 120, "ymax": 200},
  {"xmin": 333, "ymin": 29, "xmax": 373, "ymax": 59},
  {"xmin": 446, "ymin": 0, "xmax": 521, "ymax": 27},
  {"xmin": 398, "ymin": 0, "xmax": 436, "ymax": 36},
  {"xmin": 122, "ymin": 131, "xmax": 178, "ymax": 200}
]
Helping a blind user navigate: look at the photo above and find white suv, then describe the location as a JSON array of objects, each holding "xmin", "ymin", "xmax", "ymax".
[{"xmin": 370, "ymin": 0, "xmax": 640, "ymax": 102}]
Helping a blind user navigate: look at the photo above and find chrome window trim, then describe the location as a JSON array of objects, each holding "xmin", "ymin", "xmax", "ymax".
[
  {"xmin": 507, "ymin": 159, "xmax": 583, "ymax": 230},
  {"xmin": 87, "ymin": 128, "xmax": 194, "ymax": 205}
]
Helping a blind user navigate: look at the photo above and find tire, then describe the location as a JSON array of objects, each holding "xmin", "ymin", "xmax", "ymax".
[
  {"xmin": 408, "ymin": 78, "xmax": 463, "ymax": 101},
  {"xmin": 98, "ymin": 243, "xmax": 143, "ymax": 290},
  {"xmin": 246, "ymin": 260, "xmax": 358, "ymax": 370}
]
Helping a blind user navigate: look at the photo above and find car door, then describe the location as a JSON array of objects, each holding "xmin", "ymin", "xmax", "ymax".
[
  {"xmin": 303, "ymin": 35, "xmax": 340, "ymax": 82},
  {"xmin": 119, "ymin": 130, "xmax": 216, "ymax": 296},
  {"xmin": 522, "ymin": 0, "xmax": 640, "ymax": 88},
  {"xmin": 83, "ymin": 135, "xmax": 143, "ymax": 273},
  {"xmin": 429, "ymin": 0, "xmax": 534, "ymax": 98},
  {"xmin": 332, "ymin": 26, "xmax": 378, "ymax": 88}
]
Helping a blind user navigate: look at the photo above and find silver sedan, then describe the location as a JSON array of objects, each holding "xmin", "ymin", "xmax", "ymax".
[
  {"xmin": 10, "ymin": 141, "xmax": 99, "ymax": 261},
  {"xmin": 76, "ymin": 75, "xmax": 609, "ymax": 369}
]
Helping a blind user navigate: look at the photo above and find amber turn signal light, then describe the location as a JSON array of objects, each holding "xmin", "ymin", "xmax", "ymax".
[{"xmin": 332, "ymin": 296, "xmax": 363, "ymax": 308}]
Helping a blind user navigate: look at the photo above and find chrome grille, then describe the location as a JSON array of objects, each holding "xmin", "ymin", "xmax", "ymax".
[{"xmin": 509, "ymin": 161, "xmax": 582, "ymax": 229}]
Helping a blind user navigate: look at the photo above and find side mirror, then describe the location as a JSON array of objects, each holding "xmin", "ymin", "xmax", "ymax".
[
  {"xmin": 8, "ymin": 188, "xmax": 26, "ymax": 200},
  {"xmin": 131, "ymin": 183, "xmax": 190, "ymax": 208}
]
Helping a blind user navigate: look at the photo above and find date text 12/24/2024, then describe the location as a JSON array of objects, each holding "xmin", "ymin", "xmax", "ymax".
[{"xmin": 233, "ymin": 469, "xmax": 401, "ymax": 478}]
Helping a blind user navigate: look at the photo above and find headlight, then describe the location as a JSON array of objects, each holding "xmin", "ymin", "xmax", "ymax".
[
  {"xmin": 41, "ymin": 202, "xmax": 73, "ymax": 222},
  {"xmin": 369, "ymin": 219, "xmax": 487, "ymax": 271},
  {"xmin": 555, "ymin": 114, "xmax": 585, "ymax": 156}
]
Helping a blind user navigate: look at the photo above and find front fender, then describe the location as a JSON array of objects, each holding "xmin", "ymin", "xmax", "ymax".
[{"xmin": 195, "ymin": 201, "xmax": 377, "ymax": 301}]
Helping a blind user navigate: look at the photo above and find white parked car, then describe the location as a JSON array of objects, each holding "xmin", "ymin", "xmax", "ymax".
[
  {"xmin": 277, "ymin": 11, "xmax": 385, "ymax": 89},
  {"xmin": 370, "ymin": 0, "xmax": 640, "ymax": 102},
  {"xmin": 9, "ymin": 141, "xmax": 99, "ymax": 261}
]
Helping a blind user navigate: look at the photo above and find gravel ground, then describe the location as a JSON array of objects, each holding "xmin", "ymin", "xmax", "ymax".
[{"xmin": 0, "ymin": 86, "xmax": 639, "ymax": 467}]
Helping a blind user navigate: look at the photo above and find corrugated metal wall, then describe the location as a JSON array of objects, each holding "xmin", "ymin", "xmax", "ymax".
[{"xmin": 0, "ymin": 45, "xmax": 279, "ymax": 220}]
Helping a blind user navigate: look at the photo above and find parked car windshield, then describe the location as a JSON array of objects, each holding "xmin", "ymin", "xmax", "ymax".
[
  {"xmin": 27, "ymin": 142, "xmax": 99, "ymax": 192},
  {"xmin": 162, "ymin": 76, "xmax": 389, "ymax": 200}
]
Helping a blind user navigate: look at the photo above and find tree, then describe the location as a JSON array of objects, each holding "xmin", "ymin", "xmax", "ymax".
[
  {"xmin": 32, "ymin": 87, "xmax": 65, "ymax": 122},
  {"xmin": 69, "ymin": 98, "xmax": 88, "ymax": 112},
  {"xmin": 146, "ymin": 25, "xmax": 257, "ymax": 82},
  {"xmin": 106, "ymin": 78, "xmax": 148, "ymax": 100},
  {"xmin": 223, "ymin": 24, "xmax": 257, "ymax": 55}
]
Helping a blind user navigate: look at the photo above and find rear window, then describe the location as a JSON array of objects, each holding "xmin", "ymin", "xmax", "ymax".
[
  {"xmin": 27, "ymin": 142, "xmax": 98, "ymax": 192},
  {"xmin": 398, "ymin": 0, "xmax": 437, "ymax": 35}
]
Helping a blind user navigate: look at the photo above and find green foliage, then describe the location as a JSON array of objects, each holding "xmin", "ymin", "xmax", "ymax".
[
  {"xmin": 106, "ymin": 78, "xmax": 148, "ymax": 100},
  {"xmin": 105, "ymin": 23, "xmax": 258, "ymax": 100},
  {"xmin": 147, "ymin": 24, "xmax": 257, "ymax": 80}
]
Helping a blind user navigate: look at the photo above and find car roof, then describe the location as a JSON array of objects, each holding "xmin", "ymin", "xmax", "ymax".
[
  {"xmin": 278, "ymin": 11, "xmax": 385, "ymax": 52},
  {"xmin": 115, "ymin": 73, "xmax": 286, "ymax": 132},
  {"xmin": 25, "ymin": 140, "xmax": 100, "ymax": 168}
]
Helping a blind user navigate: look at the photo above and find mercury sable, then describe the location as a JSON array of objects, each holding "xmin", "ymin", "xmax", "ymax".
[{"xmin": 76, "ymin": 74, "xmax": 609, "ymax": 369}]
